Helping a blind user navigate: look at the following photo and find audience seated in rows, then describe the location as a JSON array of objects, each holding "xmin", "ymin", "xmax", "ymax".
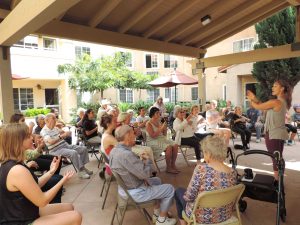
[
  {"xmin": 285, "ymin": 112, "xmax": 297, "ymax": 145},
  {"xmin": 175, "ymin": 135, "xmax": 237, "ymax": 225},
  {"xmin": 0, "ymin": 123, "xmax": 81, "ymax": 225},
  {"xmin": 109, "ymin": 124, "xmax": 176, "ymax": 225},
  {"xmin": 146, "ymin": 107, "xmax": 179, "ymax": 174},
  {"xmin": 41, "ymin": 113, "xmax": 92, "ymax": 179}
]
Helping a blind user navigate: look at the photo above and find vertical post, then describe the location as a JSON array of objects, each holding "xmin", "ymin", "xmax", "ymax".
[
  {"xmin": 0, "ymin": 46, "xmax": 14, "ymax": 123},
  {"xmin": 296, "ymin": 6, "xmax": 300, "ymax": 42},
  {"xmin": 197, "ymin": 58, "xmax": 206, "ymax": 111}
]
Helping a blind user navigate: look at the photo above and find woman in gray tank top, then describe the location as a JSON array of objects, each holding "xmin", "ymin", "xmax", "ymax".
[{"xmin": 246, "ymin": 80, "xmax": 292, "ymax": 181}]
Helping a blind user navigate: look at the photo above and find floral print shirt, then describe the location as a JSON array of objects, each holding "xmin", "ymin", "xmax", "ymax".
[{"xmin": 184, "ymin": 163, "xmax": 237, "ymax": 224}]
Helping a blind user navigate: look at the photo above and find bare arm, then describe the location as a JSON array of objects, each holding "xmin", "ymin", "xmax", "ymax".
[
  {"xmin": 146, "ymin": 122, "xmax": 163, "ymax": 138},
  {"xmin": 7, "ymin": 165, "xmax": 73, "ymax": 207},
  {"xmin": 251, "ymin": 99, "xmax": 282, "ymax": 112}
]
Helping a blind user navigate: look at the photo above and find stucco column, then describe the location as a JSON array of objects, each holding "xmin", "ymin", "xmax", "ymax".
[
  {"xmin": 198, "ymin": 60, "xmax": 206, "ymax": 111},
  {"xmin": 60, "ymin": 79, "xmax": 77, "ymax": 123},
  {"xmin": 0, "ymin": 46, "xmax": 14, "ymax": 123}
]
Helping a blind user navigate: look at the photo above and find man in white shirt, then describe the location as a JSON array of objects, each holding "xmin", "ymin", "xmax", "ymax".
[{"xmin": 41, "ymin": 113, "xmax": 92, "ymax": 179}]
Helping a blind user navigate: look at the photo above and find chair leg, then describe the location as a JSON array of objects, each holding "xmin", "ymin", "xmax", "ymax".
[
  {"xmin": 154, "ymin": 160, "xmax": 160, "ymax": 173},
  {"xmin": 71, "ymin": 161, "xmax": 77, "ymax": 172},
  {"xmin": 110, "ymin": 203, "xmax": 118, "ymax": 225},
  {"xmin": 100, "ymin": 178, "xmax": 106, "ymax": 197},
  {"xmin": 180, "ymin": 147, "xmax": 189, "ymax": 166},
  {"xmin": 142, "ymin": 208, "xmax": 153, "ymax": 225},
  {"xmin": 102, "ymin": 176, "xmax": 112, "ymax": 209},
  {"xmin": 98, "ymin": 154, "xmax": 104, "ymax": 168}
]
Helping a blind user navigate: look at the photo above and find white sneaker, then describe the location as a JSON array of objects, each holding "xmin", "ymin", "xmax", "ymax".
[
  {"xmin": 155, "ymin": 217, "xmax": 176, "ymax": 225},
  {"xmin": 78, "ymin": 171, "xmax": 90, "ymax": 179},
  {"xmin": 83, "ymin": 167, "xmax": 93, "ymax": 175},
  {"xmin": 256, "ymin": 139, "xmax": 261, "ymax": 143}
]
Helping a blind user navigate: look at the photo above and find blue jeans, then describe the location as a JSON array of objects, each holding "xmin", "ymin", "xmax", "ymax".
[{"xmin": 120, "ymin": 177, "xmax": 174, "ymax": 212}]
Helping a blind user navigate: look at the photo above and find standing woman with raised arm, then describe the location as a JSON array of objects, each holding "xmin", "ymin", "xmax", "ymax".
[
  {"xmin": 247, "ymin": 80, "xmax": 292, "ymax": 181},
  {"xmin": 0, "ymin": 123, "xmax": 81, "ymax": 225}
]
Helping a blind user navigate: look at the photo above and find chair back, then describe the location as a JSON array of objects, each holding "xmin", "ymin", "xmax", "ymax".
[
  {"xmin": 111, "ymin": 170, "xmax": 135, "ymax": 201},
  {"xmin": 100, "ymin": 150, "xmax": 110, "ymax": 164},
  {"xmin": 193, "ymin": 184, "xmax": 244, "ymax": 210},
  {"xmin": 189, "ymin": 184, "xmax": 245, "ymax": 225}
]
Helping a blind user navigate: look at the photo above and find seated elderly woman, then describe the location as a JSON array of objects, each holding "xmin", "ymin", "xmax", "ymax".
[
  {"xmin": 34, "ymin": 114, "xmax": 46, "ymax": 135},
  {"xmin": 146, "ymin": 107, "xmax": 179, "ymax": 174},
  {"xmin": 174, "ymin": 135, "xmax": 237, "ymax": 225},
  {"xmin": 231, "ymin": 106, "xmax": 251, "ymax": 150},
  {"xmin": 206, "ymin": 100, "xmax": 231, "ymax": 146},
  {"xmin": 0, "ymin": 123, "xmax": 81, "ymax": 225},
  {"xmin": 173, "ymin": 107, "xmax": 202, "ymax": 164}
]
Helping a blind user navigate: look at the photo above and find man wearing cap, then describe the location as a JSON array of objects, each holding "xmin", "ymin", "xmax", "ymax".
[{"xmin": 109, "ymin": 125, "xmax": 176, "ymax": 225}]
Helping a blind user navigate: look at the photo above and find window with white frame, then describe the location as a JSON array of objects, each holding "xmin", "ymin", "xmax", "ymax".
[
  {"xmin": 147, "ymin": 89, "xmax": 160, "ymax": 102},
  {"xmin": 164, "ymin": 54, "xmax": 178, "ymax": 68},
  {"xmin": 43, "ymin": 38, "xmax": 57, "ymax": 51},
  {"xmin": 14, "ymin": 35, "xmax": 38, "ymax": 49},
  {"xmin": 222, "ymin": 84, "xmax": 227, "ymax": 100},
  {"xmin": 191, "ymin": 87, "xmax": 198, "ymax": 101},
  {"xmin": 165, "ymin": 87, "xmax": 178, "ymax": 103},
  {"xmin": 75, "ymin": 46, "xmax": 91, "ymax": 58},
  {"xmin": 13, "ymin": 88, "xmax": 34, "ymax": 111},
  {"xmin": 119, "ymin": 89, "xmax": 133, "ymax": 103},
  {"xmin": 233, "ymin": 38, "xmax": 255, "ymax": 53},
  {"xmin": 145, "ymin": 53, "xmax": 158, "ymax": 68},
  {"xmin": 120, "ymin": 52, "xmax": 133, "ymax": 67},
  {"xmin": 244, "ymin": 83, "xmax": 257, "ymax": 109}
]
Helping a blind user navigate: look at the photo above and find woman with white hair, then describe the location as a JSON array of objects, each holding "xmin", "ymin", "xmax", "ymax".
[
  {"xmin": 153, "ymin": 96, "xmax": 166, "ymax": 116},
  {"xmin": 206, "ymin": 100, "xmax": 231, "ymax": 146},
  {"xmin": 174, "ymin": 135, "xmax": 237, "ymax": 225}
]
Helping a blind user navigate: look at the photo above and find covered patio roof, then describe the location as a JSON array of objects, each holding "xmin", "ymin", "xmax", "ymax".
[
  {"xmin": 0, "ymin": 0, "xmax": 299, "ymax": 122},
  {"xmin": 0, "ymin": 0, "xmax": 292, "ymax": 58}
]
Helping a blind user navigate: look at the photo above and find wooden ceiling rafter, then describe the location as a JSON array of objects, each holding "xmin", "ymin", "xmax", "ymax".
[
  {"xmin": 142, "ymin": 0, "xmax": 199, "ymax": 38},
  {"xmin": 196, "ymin": 0, "xmax": 289, "ymax": 48},
  {"xmin": 118, "ymin": 0, "xmax": 164, "ymax": 34},
  {"xmin": 162, "ymin": 0, "xmax": 230, "ymax": 42},
  {"xmin": 10, "ymin": 0, "xmax": 21, "ymax": 10},
  {"xmin": 88, "ymin": 0, "xmax": 122, "ymax": 28},
  {"xmin": 0, "ymin": 8, "xmax": 10, "ymax": 19},
  {"xmin": 181, "ymin": 0, "xmax": 264, "ymax": 45}
]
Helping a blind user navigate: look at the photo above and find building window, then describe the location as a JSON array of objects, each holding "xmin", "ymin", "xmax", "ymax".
[
  {"xmin": 75, "ymin": 46, "xmax": 91, "ymax": 58},
  {"xmin": 244, "ymin": 83, "xmax": 257, "ymax": 108},
  {"xmin": 233, "ymin": 38, "xmax": 255, "ymax": 53},
  {"xmin": 222, "ymin": 84, "xmax": 227, "ymax": 100},
  {"xmin": 119, "ymin": 89, "xmax": 133, "ymax": 103},
  {"xmin": 45, "ymin": 88, "xmax": 59, "ymax": 106},
  {"xmin": 147, "ymin": 89, "xmax": 160, "ymax": 102},
  {"xmin": 145, "ymin": 53, "xmax": 158, "ymax": 68},
  {"xmin": 43, "ymin": 38, "xmax": 57, "ymax": 51},
  {"xmin": 165, "ymin": 87, "xmax": 178, "ymax": 103},
  {"xmin": 13, "ymin": 88, "xmax": 34, "ymax": 111},
  {"xmin": 191, "ymin": 87, "xmax": 198, "ymax": 101},
  {"xmin": 164, "ymin": 54, "xmax": 178, "ymax": 68},
  {"xmin": 146, "ymin": 71, "xmax": 159, "ymax": 76},
  {"xmin": 14, "ymin": 35, "xmax": 38, "ymax": 49},
  {"xmin": 120, "ymin": 52, "xmax": 133, "ymax": 67}
]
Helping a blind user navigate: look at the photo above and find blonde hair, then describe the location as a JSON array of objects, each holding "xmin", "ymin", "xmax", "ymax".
[
  {"xmin": 200, "ymin": 135, "xmax": 227, "ymax": 161},
  {"xmin": 191, "ymin": 104, "xmax": 199, "ymax": 113},
  {"xmin": 0, "ymin": 123, "xmax": 29, "ymax": 163}
]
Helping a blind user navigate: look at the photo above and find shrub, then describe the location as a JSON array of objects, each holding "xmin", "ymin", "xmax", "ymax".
[{"xmin": 24, "ymin": 108, "xmax": 50, "ymax": 117}]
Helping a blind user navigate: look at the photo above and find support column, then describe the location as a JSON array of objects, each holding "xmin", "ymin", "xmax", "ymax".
[
  {"xmin": 0, "ymin": 46, "xmax": 13, "ymax": 123},
  {"xmin": 296, "ymin": 6, "xmax": 300, "ymax": 42},
  {"xmin": 197, "ymin": 59, "xmax": 206, "ymax": 111}
]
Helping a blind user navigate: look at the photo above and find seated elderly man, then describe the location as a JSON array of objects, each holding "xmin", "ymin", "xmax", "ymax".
[
  {"xmin": 41, "ymin": 113, "xmax": 92, "ymax": 179},
  {"xmin": 110, "ymin": 125, "xmax": 176, "ymax": 225}
]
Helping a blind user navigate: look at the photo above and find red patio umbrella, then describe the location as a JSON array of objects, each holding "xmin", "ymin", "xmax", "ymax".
[
  {"xmin": 12, "ymin": 74, "xmax": 29, "ymax": 80},
  {"xmin": 148, "ymin": 69, "xmax": 198, "ymax": 103}
]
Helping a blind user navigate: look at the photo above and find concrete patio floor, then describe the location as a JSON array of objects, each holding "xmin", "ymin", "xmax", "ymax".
[{"xmin": 61, "ymin": 137, "xmax": 300, "ymax": 225}]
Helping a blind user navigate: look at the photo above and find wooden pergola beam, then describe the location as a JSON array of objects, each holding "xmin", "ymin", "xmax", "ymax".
[
  {"xmin": 287, "ymin": 0, "xmax": 300, "ymax": 6},
  {"xmin": 196, "ymin": 0, "xmax": 288, "ymax": 48},
  {"xmin": 0, "ymin": 0, "xmax": 80, "ymax": 46},
  {"xmin": 88, "ymin": 0, "xmax": 122, "ymax": 28},
  {"xmin": 163, "ymin": 1, "xmax": 225, "ymax": 42},
  {"xmin": 143, "ymin": 0, "xmax": 199, "ymax": 38},
  {"xmin": 201, "ymin": 44, "xmax": 300, "ymax": 68},
  {"xmin": 201, "ymin": 3, "xmax": 289, "ymax": 49},
  {"xmin": 0, "ymin": 8, "xmax": 10, "ymax": 19},
  {"xmin": 118, "ymin": 0, "xmax": 164, "ymax": 34},
  {"xmin": 10, "ymin": 0, "xmax": 21, "ymax": 10},
  {"xmin": 181, "ymin": 0, "xmax": 263, "ymax": 45},
  {"xmin": 37, "ymin": 20, "xmax": 205, "ymax": 58}
]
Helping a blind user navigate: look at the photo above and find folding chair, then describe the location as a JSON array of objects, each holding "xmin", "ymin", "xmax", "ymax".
[
  {"xmin": 153, "ymin": 153, "xmax": 165, "ymax": 173},
  {"xmin": 182, "ymin": 184, "xmax": 245, "ymax": 225},
  {"xmin": 99, "ymin": 150, "xmax": 113, "ymax": 209},
  {"xmin": 81, "ymin": 131, "xmax": 102, "ymax": 168},
  {"xmin": 178, "ymin": 145, "xmax": 193, "ymax": 166},
  {"xmin": 110, "ymin": 171, "xmax": 155, "ymax": 225}
]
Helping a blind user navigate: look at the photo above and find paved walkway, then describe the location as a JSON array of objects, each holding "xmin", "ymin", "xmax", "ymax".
[{"xmin": 61, "ymin": 138, "xmax": 300, "ymax": 225}]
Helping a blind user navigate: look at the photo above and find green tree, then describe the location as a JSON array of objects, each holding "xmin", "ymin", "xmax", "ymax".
[
  {"xmin": 252, "ymin": 7, "xmax": 300, "ymax": 101},
  {"xmin": 58, "ymin": 54, "xmax": 114, "ymax": 98}
]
